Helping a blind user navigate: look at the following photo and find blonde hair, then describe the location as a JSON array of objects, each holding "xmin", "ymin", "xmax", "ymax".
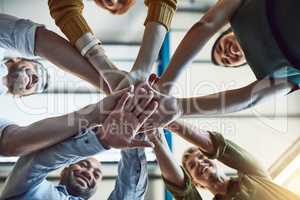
[{"xmin": 182, "ymin": 147, "xmax": 206, "ymax": 188}]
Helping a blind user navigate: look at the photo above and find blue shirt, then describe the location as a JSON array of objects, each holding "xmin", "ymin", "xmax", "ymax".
[{"xmin": 0, "ymin": 128, "xmax": 148, "ymax": 200}]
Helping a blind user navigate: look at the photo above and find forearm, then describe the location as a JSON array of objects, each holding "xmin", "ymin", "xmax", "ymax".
[
  {"xmin": 167, "ymin": 121, "xmax": 215, "ymax": 155},
  {"xmin": 157, "ymin": 20, "xmax": 217, "ymax": 93},
  {"xmin": 1, "ymin": 129, "xmax": 105, "ymax": 199},
  {"xmin": 0, "ymin": 103, "xmax": 103, "ymax": 156},
  {"xmin": 150, "ymin": 131, "xmax": 185, "ymax": 188},
  {"xmin": 83, "ymin": 42, "xmax": 123, "ymax": 92},
  {"xmin": 35, "ymin": 27, "xmax": 111, "ymax": 94},
  {"xmin": 131, "ymin": 22, "xmax": 167, "ymax": 77},
  {"xmin": 177, "ymin": 77, "xmax": 294, "ymax": 116}
]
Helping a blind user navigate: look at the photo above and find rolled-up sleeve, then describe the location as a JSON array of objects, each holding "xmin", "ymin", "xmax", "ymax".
[
  {"xmin": 48, "ymin": 0, "xmax": 93, "ymax": 45},
  {"xmin": 203, "ymin": 132, "xmax": 270, "ymax": 179},
  {"xmin": 0, "ymin": 128, "xmax": 106, "ymax": 200},
  {"xmin": 144, "ymin": 0, "xmax": 178, "ymax": 30},
  {"xmin": 0, "ymin": 14, "xmax": 44, "ymax": 57}
]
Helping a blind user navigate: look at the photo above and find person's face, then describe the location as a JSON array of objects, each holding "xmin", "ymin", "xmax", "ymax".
[
  {"xmin": 213, "ymin": 32, "xmax": 246, "ymax": 67},
  {"xmin": 185, "ymin": 151, "xmax": 222, "ymax": 188},
  {"xmin": 61, "ymin": 158, "xmax": 102, "ymax": 197},
  {"xmin": 95, "ymin": 0, "xmax": 133, "ymax": 14},
  {"xmin": 5, "ymin": 58, "xmax": 41, "ymax": 96}
]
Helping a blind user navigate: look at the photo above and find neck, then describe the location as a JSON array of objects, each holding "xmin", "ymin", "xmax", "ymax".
[{"xmin": 210, "ymin": 176, "xmax": 230, "ymax": 196}]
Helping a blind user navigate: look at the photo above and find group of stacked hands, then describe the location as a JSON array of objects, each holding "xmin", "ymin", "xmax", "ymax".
[{"xmin": 0, "ymin": 0, "xmax": 300, "ymax": 200}]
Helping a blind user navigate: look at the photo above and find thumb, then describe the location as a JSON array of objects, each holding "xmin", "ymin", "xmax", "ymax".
[{"xmin": 128, "ymin": 139, "xmax": 154, "ymax": 148}]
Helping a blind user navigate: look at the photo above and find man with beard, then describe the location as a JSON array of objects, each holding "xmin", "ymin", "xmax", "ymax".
[
  {"xmin": 0, "ymin": 89, "xmax": 158, "ymax": 200},
  {"xmin": 145, "ymin": 122, "xmax": 300, "ymax": 200}
]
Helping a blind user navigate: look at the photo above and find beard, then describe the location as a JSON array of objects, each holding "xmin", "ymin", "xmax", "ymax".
[
  {"xmin": 61, "ymin": 170, "xmax": 96, "ymax": 199},
  {"xmin": 6, "ymin": 65, "xmax": 27, "ymax": 95}
]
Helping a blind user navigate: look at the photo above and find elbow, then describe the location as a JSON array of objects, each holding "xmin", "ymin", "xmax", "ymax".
[
  {"xmin": 0, "ymin": 126, "xmax": 28, "ymax": 156},
  {"xmin": 0, "ymin": 140, "xmax": 20, "ymax": 157}
]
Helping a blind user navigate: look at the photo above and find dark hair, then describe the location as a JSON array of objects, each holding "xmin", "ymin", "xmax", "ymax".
[
  {"xmin": 211, "ymin": 28, "xmax": 247, "ymax": 67},
  {"xmin": 94, "ymin": 0, "xmax": 135, "ymax": 15}
]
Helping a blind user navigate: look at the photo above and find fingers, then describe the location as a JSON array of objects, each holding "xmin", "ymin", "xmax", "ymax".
[
  {"xmin": 128, "ymin": 139, "xmax": 154, "ymax": 148},
  {"xmin": 133, "ymin": 90, "xmax": 154, "ymax": 116},
  {"xmin": 113, "ymin": 85, "xmax": 134, "ymax": 96},
  {"xmin": 114, "ymin": 92, "xmax": 131, "ymax": 111},
  {"xmin": 137, "ymin": 101, "xmax": 159, "ymax": 127},
  {"xmin": 125, "ymin": 87, "xmax": 147, "ymax": 112},
  {"xmin": 149, "ymin": 73, "xmax": 160, "ymax": 86}
]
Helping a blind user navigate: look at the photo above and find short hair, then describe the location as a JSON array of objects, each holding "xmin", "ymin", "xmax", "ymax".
[
  {"xmin": 94, "ymin": 0, "xmax": 135, "ymax": 15},
  {"xmin": 3, "ymin": 57, "xmax": 50, "ymax": 93},
  {"xmin": 21, "ymin": 58, "xmax": 49, "ymax": 93},
  {"xmin": 211, "ymin": 28, "xmax": 247, "ymax": 67}
]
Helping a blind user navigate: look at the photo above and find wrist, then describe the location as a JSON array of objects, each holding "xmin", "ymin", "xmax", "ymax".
[{"xmin": 95, "ymin": 126, "xmax": 111, "ymax": 150}]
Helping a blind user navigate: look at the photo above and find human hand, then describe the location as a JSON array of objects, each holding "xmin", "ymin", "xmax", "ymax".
[
  {"xmin": 112, "ymin": 70, "xmax": 148, "ymax": 92},
  {"xmin": 96, "ymin": 88, "xmax": 159, "ymax": 149},
  {"xmin": 133, "ymin": 81, "xmax": 182, "ymax": 131}
]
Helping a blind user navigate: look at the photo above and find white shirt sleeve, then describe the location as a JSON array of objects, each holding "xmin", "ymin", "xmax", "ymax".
[
  {"xmin": 0, "ymin": 14, "xmax": 44, "ymax": 57},
  {"xmin": 0, "ymin": 118, "xmax": 14, "ymax": 140}
]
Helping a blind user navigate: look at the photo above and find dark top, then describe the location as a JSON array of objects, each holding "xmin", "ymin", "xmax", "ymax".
[{"xmin": 230, "ymin": 0, "xmax": 300, "ymax": 79}]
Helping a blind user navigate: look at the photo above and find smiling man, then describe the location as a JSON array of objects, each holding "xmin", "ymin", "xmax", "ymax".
[
  {"xmin": 0, "ymin": 57, "xmax": 49, "ymax": 96},
  {"xmin": 0, "ymin": 90, "xmax": 158, "ymax": 200}
]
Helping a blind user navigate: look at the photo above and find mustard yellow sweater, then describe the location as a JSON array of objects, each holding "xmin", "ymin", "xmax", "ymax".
[{"xmin": 48, "ymin": 0, "xmax": 177, "ymax": 45}]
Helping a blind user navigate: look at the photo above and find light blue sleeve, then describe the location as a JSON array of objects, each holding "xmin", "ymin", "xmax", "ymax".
[
  {"xmin": 108, "ymin": 148, "xmax": 148, "ymax": 200},
  {"xmin": 0, "ymin": 13, "xmax": 44, "ymax": 57},
  {"xmin": 0, "ymin": 128, "xmax": 106, "ymax": 200}
]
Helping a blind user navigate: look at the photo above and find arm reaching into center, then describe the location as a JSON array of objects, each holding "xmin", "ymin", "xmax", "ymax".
[{"xmin": 157, "ymin": 0, "xmax": 242, "ymax": 94}]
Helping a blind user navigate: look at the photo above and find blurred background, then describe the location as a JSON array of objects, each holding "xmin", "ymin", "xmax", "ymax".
[{"xmin": 0, "ymin": 0, "xmax": 299, "ymax": 199}]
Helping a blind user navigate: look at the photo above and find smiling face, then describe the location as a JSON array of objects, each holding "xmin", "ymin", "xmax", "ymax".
[
  {"xmin": 60, "ymin": 158, "xmax": 102, "ymax": 199},
  {"xmin": 5, "ymin": 58, "xmax": 48, "ymax": 96},
  {"xmin": 212, "ymin": 30, "xmax": 246, "ymax": 67},
  {"xmin": 182, "ymin": 148, "xmax": 225, "ymax": 189},
  {"xmin": 94, "ymin": 0, "xmax": 135, "ymax": 15}
]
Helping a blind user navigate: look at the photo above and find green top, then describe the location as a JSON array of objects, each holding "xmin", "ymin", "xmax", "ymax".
[{"xmin": 164, "ymin": 132, "xmax": 300, "ymax": 200}]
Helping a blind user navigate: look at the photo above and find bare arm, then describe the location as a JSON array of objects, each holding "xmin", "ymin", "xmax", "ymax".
[
  {"xmin": 0, "ymin": 87, "xmax": 132, "ymax": 156},
  {"xmin": 112, "ymin": 22, "xmax": 167, "ymax": 91},
  {"xmin": 147, "ymin": 129, "xmax": 185, "ymax": 188},
  {"xmin": 167, "ymin": 121, "xmax": 215, "ymax": 155},
  {"xmin": 157, "ymin": 0, "xmax": 242, "ymax": 93},
  {"xmin": 35, "ymin": 27, "xmax": 111, "ymax": 94},
  {"xmin": 131, "ymin": 22, "xmax": 167, "ymax": 77},
  {"xmin": 177, "ymin": 77, "xmax": 294, "ymax": 116}
]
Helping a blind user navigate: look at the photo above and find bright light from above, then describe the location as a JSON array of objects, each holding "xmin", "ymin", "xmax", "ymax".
[{"xmin": 274, "ymin": 154, "xmax": 300, "ymax": 184}]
